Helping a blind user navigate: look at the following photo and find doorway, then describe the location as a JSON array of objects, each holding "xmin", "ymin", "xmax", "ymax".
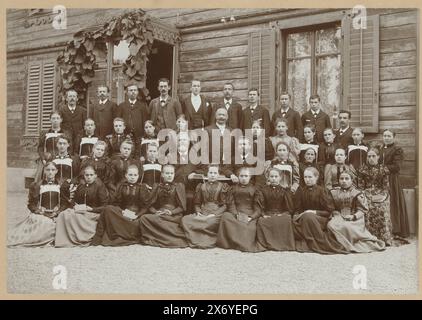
[{"xmin": 146, "ymin": 40, "xmax": 174, "ymax": 100}]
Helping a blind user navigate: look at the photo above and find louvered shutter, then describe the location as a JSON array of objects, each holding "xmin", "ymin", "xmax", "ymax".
[
  {"xmin": 342, "ymin": 14, "xmax": 380, "ymax": 132},
  {"xmin": 25, "ymin": 60, "xmax": 57, "ymax": 135},
  {"xmin": 25, "ymin": 63, "xmax": 42, "ymax": 135},
  {"xmin": 41, "ymin": 62, "xmax": 56, "ymax": 130},
  {"xmin": 248, "ymin": 30, "xmax": 276, "ymax": 114}
]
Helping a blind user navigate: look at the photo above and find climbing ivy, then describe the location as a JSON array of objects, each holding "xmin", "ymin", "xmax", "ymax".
[{"xmin": 57, "ymin": 9, "xmax": 154, "ymax": 105}]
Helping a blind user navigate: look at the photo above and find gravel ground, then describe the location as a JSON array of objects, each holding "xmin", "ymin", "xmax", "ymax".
[{"xmin": 7, "ymin": 191, "xmax": 419, "ymax": 295}]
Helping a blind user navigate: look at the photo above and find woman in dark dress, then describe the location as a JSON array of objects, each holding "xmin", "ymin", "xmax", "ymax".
[
  {"xmin": 139, "ymin": 164, "xmax": 188, "ymax": 248},
  {"xmin": 379, "ymin": 129, "xmax": 410, "ymax": 240},
  {"xmin": 293, "ymin": 167, "xmax": 346, "ymax": 254},
  {"xmin": 256, "ymin": 167, "xmax": 296, "ymax": 251},
  {"xmin": 55, "ymin": 166, "xmax": 109, "ymax": 247},
  {"xmin": 181, "ymin": 165, "xmax": 229, "ymax": 248},
  {"xmin": 8, "ymin": 162, "xmax": 65, "ymax": 247},
  {"xmin": 357, "ymin": 147, "xmax": 393, "ymax": 245},
  {"xmin": 216, "ymin": 167, "xmax": 265, "ymax": 252},
  {"xmin": 92, "ymin": 165, "xmax": 149, "ymax": 246}
]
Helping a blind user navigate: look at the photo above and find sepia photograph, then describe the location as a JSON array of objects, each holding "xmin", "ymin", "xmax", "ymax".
[{"xmin": 4, "ymin": 1, "xmax": 420, "ymax": 296}]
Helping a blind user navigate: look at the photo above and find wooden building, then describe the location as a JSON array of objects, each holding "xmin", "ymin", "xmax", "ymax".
[{"xmin": 7, "ymin": 8, "xmax": 418, "ymax": 197}]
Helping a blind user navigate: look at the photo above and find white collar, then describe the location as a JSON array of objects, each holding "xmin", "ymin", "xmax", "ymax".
[
  {"xmin": 216, "ymin": 123, "xmax": 226, "ymax": 130},
  {"xmin": 129, "ymin": 99, "xmax": 137, "ymax": 105},
  {"xmin": 99, "ymin": 99, "xmax": 108, "ymax": 104},
  {"xmin": 281, "ymin": 107, "xmax": 289, "ymax": 113},
  {"xmin": 224, "ymin": 98, "xmax": 232, "ymax": 105},
  {"xmin": 340, "ymin": 126, "xmax": 350, "ymax": 133},
  {"xmin": 311, "ymin": 109, "xmax": 320, "ymax": 115}
]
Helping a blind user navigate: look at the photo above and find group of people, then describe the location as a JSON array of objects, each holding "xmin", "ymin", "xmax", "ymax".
[{"xmin": 7, "ymin": 78, "xmax": 411, "ymax": 254}]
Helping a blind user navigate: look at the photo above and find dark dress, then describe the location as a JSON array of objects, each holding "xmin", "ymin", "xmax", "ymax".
[
  {"xmin": 357, "ymin": 164, "xmax": 393, "ymax": 245},
  {"xmin": 216, "ymin": 184, "xmax": 265, "ymax": 252},
  {"xmin": 50, "ymin": 154, "xmax": 80, "ymax": 185},
  {"xmin": 73, "ymin": 134, "xmax": 99, "ymax": 158},
  {"xmin": 379, "ymin": 144, "xmax": 409, "ymax": 238},
  {"xmin": 109, "ymin": 155, "xmax": 141, "ymax": 194},
  {"xmin": 139, "ymin": 182, "xmax": 188, "ymax": 248},
  {"xmin": 92, "ymin": 181, "xmax": 149, "ymax": 246},
  {"xmin": 318, "ymin": 142, "xmax": 340, "ymax": 167},
  {"xmin": 299, "ymin": 162, "xmax": 324, "ymax": 187},
  {"xmin": 140, "ymin": 160, "xmax": 162, "ymax": 189},
  {"xmin": 105, "ymin": 133, "xmax": 135, "ymax": 157},
  {"xmin": 256, "ymin": 185, "xmax": 296, "ymax": 251},
  {"xmin": 79, "ymin": 156, "xmax": 112, "ymax": 189},
  {"xmin": 293, "ymin": 185, "xmax": 346, "ymax": 254},
  {"xmin": 181, "ymin": 181, "xmax": 229, "ymax": 248},
  {"xmin": 55, "ymin": 179, "xmax": 109, "ymax": 247},
  {"xmin": 347, "ymin": 143, "xmax": 368, "ymax": 172},
  {"xmin": 268, "ymin": 159, "xmax": 300, "ymax": 191}
]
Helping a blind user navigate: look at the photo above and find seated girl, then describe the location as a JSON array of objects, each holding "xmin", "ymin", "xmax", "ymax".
[
  {"xmin": 216, "ymin": 167, "xmax": 265, "ymax": 252},
  {"xmin": 327, "ymin": 171, "xmax": 385, "ymax": 253},
  {"xmin": 324, "ymin": 147, "xmax": 356, "ymax": 190},
  {"xmin": 181, "ymin": 165, "xmax": 229, "ymax": 249},
  {"xmin": 256, "ymin": 167, "xmax": 295, "ymax": 251},
  {"xmin": 8, "ymin": 162, "xmax": 65, "ymax": 247},
  {"xmin": 269, "ymin": 118, "xmax": 300, "ymax": 163},
  {"xmin": 50, "ymin": 135, "xmax": 80, "ymax": 185},
  {"xmin": 267, "ymin": 142, "xmax": 299, "ymax": 193},
  {"xmin": 293, "ymin": 167, "xmax": 346, "ymax": 254},
  {"xmin": 92, "ymin": 165, "xmax": 149, "ymax": 246},
  {"xmin": 55, "ymin": 166, "xmax": 109, "ymax": 247},
  {"xmin": 299, "ymin": 147, "xmax": 324, "ymax": 187},
  {"xmin": 139, "ymin": 164, "xmax": 188, "ymax": 248}
]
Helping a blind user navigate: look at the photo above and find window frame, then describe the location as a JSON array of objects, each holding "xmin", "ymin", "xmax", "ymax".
[{"xmin": 281, "ymin": 22, "xmax": 342, "ymax": 108}]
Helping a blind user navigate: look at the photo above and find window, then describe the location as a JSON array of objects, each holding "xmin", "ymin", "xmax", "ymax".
[
  {"xmin": 25, "ymin": 60, "xmax": 56, "ymax": 136},
  {"xmin": 283, "ymin": 24, "xmax": 342, "ymax": 117}
]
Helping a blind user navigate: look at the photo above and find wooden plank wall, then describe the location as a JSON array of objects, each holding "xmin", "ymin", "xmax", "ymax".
[{"xmin": 369, "ymin": 9, "xmax": 418, "ymax": 188}]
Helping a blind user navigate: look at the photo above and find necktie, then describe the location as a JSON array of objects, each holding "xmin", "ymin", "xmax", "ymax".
[
  {"xmin": 313, "ymin": 112, "xmax": 317, "ymax": 118},
  {"xmin": 225, "ymin": 102, "xmax": 230, "ymax": 109},
  {"xmin": 160, "ymin": 100, "xmax": 166, "ymax": 106}
]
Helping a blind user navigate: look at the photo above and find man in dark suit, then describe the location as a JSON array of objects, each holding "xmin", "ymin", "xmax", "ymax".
[
  {"xmin": 240, "ymin": 88, "xmax": 271, "ymax": 137},
  {"xmin": 205, "ymin": 108, "xmax": 237, "ymax": 181},
  {"xmin": 209, "ymin": 82, "xmax": 243, "ymax": 130},
  {"xmin": 334, "ymin": 110, "xmax": 354, "ymax": 149},
  {"xmin": 271, "ymin": 92, "xmax": 303, "ymax": 140},
  {"xmin": 116, "ymin": 83, "xmax": 149, "ymax": 140},
  {"xmin": 89, "ymin": 85, "xmax": 119, "ymax": 139},
  {"xmin": 181, "ymin": 80, "xmax": 212, "ymax": 130},
  {"xmin": 301, "ymin": 94, "xmax": 332, "ymax": 143},
  {"xmin": 149, "ymin": 78, "xmax": 183, "ymax": 132},
  {"xmin": 58, "ymin": 89, "xmax": 87, "ymax": 148}
]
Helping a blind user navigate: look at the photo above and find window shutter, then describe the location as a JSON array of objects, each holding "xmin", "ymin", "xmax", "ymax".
[
  {"xmin": 40, "ymin": 62, "xmax": 56, "ymax": 130},
  {"xmin": 25, "ymin": 60, "xmax": 57, "ymax": 136},
  {"xmin": 248, "ymin": 29, "xmax": 276, "ymax": 114},
  {"xmin": 342, "ymin": 14, "xmax": 379, "ymax": 133},
  {"xmin": 25, "ymin": 62, "xmax": 42, "ymax": 135}
]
